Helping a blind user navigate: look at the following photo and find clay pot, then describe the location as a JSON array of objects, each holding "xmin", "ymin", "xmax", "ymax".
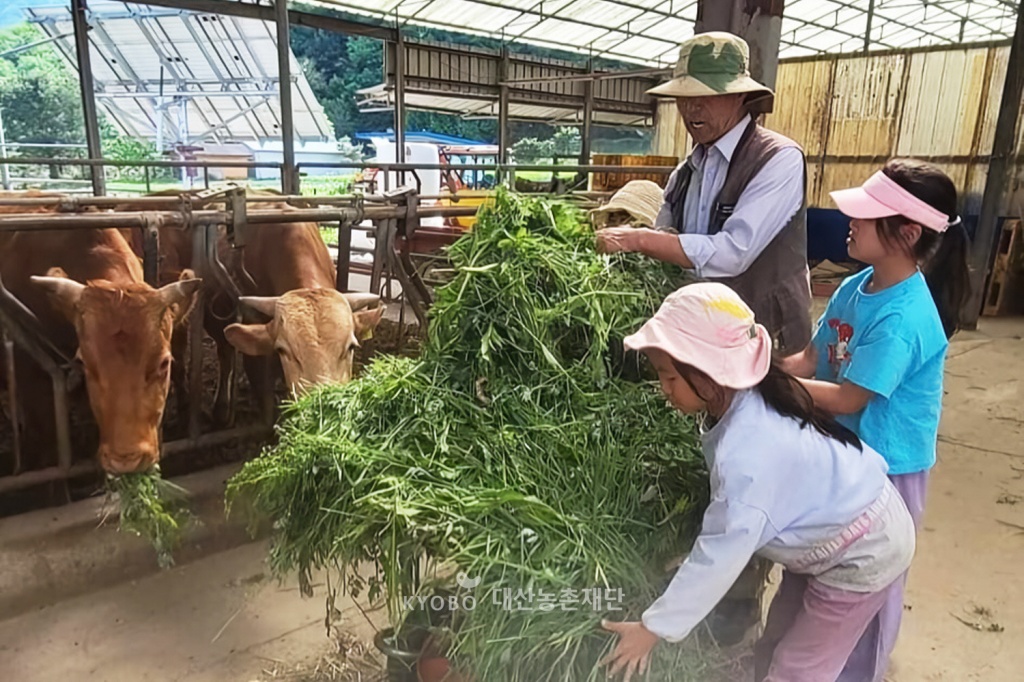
[{"xmin": 416, "ymin": 655, "xmax": 451, "ymax": 682}]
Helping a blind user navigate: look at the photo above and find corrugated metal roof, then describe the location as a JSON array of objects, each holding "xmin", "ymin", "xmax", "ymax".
[
  {"xmin": 357, "ymin": 84, "xmax": 652, "ymax": 126},
  {"xmin": 26, "ymin": 0, "xmax": 334, "ymax": 148},
  {"xmin": 309, "ymin": 0, "xmax": 1019, "ymax": 66}
]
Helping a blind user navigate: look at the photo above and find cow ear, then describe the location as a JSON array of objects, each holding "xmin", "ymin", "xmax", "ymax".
[
  {"xmin": 30, "ymin": 273, "xmax": 85, "ymax": 320},
  {"xmin": 353, "ymin": 305, "xmax": 385, "ymax": 341},
  {"xmin": 224, "ymin": 322, "xmax": 275, "ymax": 357}
]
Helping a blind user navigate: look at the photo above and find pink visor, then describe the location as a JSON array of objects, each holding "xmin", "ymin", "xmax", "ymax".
[{"xmin": 830, "ymin": 171, "xmax": 950, "ymax": 233}]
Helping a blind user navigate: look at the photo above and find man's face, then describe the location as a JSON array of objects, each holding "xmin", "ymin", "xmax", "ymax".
[{"xmin": 676, "ymin": 94, "xmax": 748, "ymax": 145}]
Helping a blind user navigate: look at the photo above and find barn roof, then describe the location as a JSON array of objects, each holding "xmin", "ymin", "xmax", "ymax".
[{"xmin": 307, "ymin": 0, "xmax": 1020, "ymax": 65}]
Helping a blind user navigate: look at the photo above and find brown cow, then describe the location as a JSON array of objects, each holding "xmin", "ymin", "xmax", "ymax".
[
  {"xmin": 121, "ymin": 189, "xmax": 383, "ymax": 422},
  {"xmin": 219, "ymin": 194, "xmax": 384, "ymax": 399},
  {"xmin": 0, "ymin": 192, "xmax": 200, "ymax": 474}
]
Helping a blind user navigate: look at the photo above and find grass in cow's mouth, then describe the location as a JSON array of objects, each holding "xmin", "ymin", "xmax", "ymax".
[{"xmin": 105, "ymin": 467, "xmax": 193, "ymax": 569}]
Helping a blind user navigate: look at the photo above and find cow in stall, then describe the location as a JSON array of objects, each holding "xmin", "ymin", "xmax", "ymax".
[
  {"xmin": 121, "ymin": 189, "xmax": 384, "ymax": 426},
  {"xmin": 0, "ymin": 192, "xmax": 201, "ymax": 475}
]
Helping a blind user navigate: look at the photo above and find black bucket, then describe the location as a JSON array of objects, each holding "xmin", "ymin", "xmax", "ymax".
[{"xmin": 374, "ymin": 625, "xmax": 428, "ymax": 682}]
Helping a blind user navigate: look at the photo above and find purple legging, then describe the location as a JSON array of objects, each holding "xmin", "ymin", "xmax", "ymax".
[
  {"xmin": 836, "ymin": 471, "xmax": 930, "ymax": 682},
  {"xmin": 753, "ymin": 572, "xmax": 893, "ymax": 682}
]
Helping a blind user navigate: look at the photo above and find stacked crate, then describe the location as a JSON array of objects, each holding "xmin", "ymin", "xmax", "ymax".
[
  {"xmin": 591, "ymin": 154, "xmax": 678, "ymax": 192},
  {"xmin": 983, "ymin": 219, "xmax": 1024, "ymax": 317}
]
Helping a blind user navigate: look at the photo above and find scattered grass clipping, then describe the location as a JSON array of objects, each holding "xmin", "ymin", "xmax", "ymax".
[
  {"xmin": 106, "ymin": 467, "xmax": 193, "ymax": 569},
  {"xmin": 228, "ymin": 189, "xmax": 715, "ymax": 680}
]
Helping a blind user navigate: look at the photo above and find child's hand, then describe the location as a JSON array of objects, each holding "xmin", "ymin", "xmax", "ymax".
[
  {"xmin": 777, "ymin": 344, "xmax": 817, "ymax": 378},
  {"xmin": 600, "ymin": 619, "xmax": 659, "ymax": 681}
]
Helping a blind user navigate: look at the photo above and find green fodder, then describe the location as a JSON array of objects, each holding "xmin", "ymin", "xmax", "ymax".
[
  {"xmin": 107, "ymin": 469, "xmax": 193, "ymax": 569},
  {"xmin": 228, "ymin": 189, "xmax": 710, "ymax": 680}
]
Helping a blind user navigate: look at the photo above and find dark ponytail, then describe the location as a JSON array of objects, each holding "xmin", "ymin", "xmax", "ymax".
[
  {"xmin": 673, "ymin": 361, "xmax": 862, "ymax": 450},
  {"xmin": 878, "ymin": 159, "xmax": 971, "ymax": 339}
]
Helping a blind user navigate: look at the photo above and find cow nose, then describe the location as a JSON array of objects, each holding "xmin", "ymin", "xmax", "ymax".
[{"xmin": 99, "ymin": 445, "xmax": 159, "ymax": 475}]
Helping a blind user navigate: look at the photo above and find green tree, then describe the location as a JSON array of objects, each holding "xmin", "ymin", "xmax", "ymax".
[
  {"xmin": 0, "ymin": 24, "xmax": 87, "ymax": 177},
  {"xmin": 552, "ymin": 127, "xmax": 581, "ymax": 157},
  {"xmin": 511, "ymin": 137, "xmax": 553, "ymax": 162}
]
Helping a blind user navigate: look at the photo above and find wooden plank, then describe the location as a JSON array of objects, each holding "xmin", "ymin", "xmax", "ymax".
[{"xmin": 824, "ymin": 54, "xmax": 902, "ymax": 158}]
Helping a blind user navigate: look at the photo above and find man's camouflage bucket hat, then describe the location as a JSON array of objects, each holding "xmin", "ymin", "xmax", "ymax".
[{"xmin": 647, "ymin": 32, "xmax": 775, "ymax": 113}]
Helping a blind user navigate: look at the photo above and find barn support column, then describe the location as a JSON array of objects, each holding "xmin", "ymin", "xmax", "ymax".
[
  {"xmin": 394, "ymin": 32, "xmax": 407, "ymax": 182},
  {"xmin": 71, "ymin": 0, "xmax": 106, "ymax": 196},
  {"xmin": 498, "ymin": 50, "xmax": 511, "ymax": 167},
  {"xmin": 275, "ymin": 0, "xmax": 298, "ymax": 194},
  {"xmin": 695, "ymin": 0, "xmax": 784, "ymax": 89},
  {"xmin": 579, "ymin": 60, "xmax": 594, "ymax": 165},
  {"xmin": 963, "ymin": 4, "xmax": 1024, "ymax": 328}
]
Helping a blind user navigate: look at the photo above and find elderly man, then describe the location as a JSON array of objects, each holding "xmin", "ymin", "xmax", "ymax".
[{"xmin": 597, "ymin": 31, "xmax": 811, "ymax": 356}]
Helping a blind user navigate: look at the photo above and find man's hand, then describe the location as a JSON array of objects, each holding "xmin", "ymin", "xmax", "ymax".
[
  {"xmin": 595, "ymin": 227, "xmax": 641, "ymax": 254},
  {"xmin": 600, "ymin": 619, "xmax": 659, "ymax": 682},
  {"xmin": 595, "ymin": 228, "xmax": 695, "ymax": 269}
]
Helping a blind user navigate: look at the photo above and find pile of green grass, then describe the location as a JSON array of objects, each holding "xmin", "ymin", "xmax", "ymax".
[{"xmin": 228, "ymin": 189, "xmax": 714, "ymax": 680}]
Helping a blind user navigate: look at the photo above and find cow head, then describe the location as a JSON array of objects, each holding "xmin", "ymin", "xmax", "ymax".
[
  {"xmin": 224, "ymin": 289, "xmax": 384, "ymax": 395},
  {"xmin": 31, "ymin": 269, "xmax": 201, "ymax": 474}
]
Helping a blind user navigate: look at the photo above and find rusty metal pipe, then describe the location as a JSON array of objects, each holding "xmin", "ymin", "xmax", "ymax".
[
  {"xmin": 0, "ymin": 207, "xmax": 470, "ymax": 232},
  {"xmin": 52, "ymin": 370, "xmax": 72, "ymax": 474},
  {"xmin": 141, "ymin": 213, "xmax": 162, "ymax": 287},
  {"xmin": 0, "ymin": 196, "xmax": 187, "ymax": 209},
  {"xmin": 161, "ymin": 424, "xmax": 273, "ymax": 458},
  {"xmin": 206, "ymin": 224, "xmax": 242, "ymax": 302},
  {"xmin": 188, "ymin": 224, "xmax": 206, "ymax": 441},
  {"xmin": 0, "ymin": 460, "xmax": 96, "ymax": 495}
]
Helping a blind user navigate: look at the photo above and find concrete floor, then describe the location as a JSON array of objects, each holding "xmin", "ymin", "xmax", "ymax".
[
  {"xmin": 0, "ymin": 541, "xmax": 387, "ymax": 682},
  {"xmin": 0, "ymin": 317, "xmax": 1021, "ymax": 682}
]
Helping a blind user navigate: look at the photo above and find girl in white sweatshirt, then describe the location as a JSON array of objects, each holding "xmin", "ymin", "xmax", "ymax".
[{"xmin": 601, "ymin": 282, "xmax": 915, "ymax": 682}]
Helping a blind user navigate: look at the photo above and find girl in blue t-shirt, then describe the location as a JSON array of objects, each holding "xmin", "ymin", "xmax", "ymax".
[{"xmin": 783, "ymin": 159, "xmax": 970, "ymax": 682}]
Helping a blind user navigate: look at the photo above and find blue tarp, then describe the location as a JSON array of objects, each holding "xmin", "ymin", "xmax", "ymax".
[{"xmin": 807, "ymin": 207, "xmax": 980, "ymax": 262}]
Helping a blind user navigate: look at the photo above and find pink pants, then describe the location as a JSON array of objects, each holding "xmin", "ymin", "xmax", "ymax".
[
  {"xmin": 837, "ymin": 471, "xmax": 930, "ymax": 682},
  {"xmin": 753, "ymin": 572, "xmax": 893, "ymax": 682}
]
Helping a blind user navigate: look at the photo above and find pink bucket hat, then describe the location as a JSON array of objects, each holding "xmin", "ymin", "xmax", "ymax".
[
  {"xmin": 830, "ymin": 170, "xmax": 950, "ymax": 233},
  {"xmin": 624, "ymin": 282, "xmax": 771, "ymax": 389}
]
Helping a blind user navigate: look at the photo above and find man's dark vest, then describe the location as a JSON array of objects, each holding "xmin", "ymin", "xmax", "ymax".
[{"xmin": 666, "ymin": 120, "xmax": 812, "ymax": 355}]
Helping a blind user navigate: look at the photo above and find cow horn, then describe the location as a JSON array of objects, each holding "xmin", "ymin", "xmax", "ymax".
[
  {"xmin": 238, "ymin": 295, "xmax": 280, "ymax": 317},
  {"xmin": 158, "ymin": 277, "xmax": 203, "ymax": 308},
  {"xmin": 30, "ymin": 275, "xmax": 86, "ymax": 308},
  {"xmin": 343, "ymin": 293, "xmax": 381, "ymax": 312}
]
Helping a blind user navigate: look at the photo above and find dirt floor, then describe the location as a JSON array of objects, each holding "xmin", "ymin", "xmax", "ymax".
[
  {"xmin": 0, "ymin": 316, "xmax": 1021, "ymax": 681},
  {"xmin": 887, "ymin": 317, "xmax": 1024, "ymax": 681}
]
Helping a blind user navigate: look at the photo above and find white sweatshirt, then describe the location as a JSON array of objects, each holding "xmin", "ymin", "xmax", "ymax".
[{"xmin": 642, "ymin": 389, "xmax": 915, "ymax": 643}]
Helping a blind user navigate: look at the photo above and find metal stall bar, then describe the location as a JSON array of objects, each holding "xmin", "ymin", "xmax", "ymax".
[
  {"xmin": 0, "ymin": 278, "xmax": 74, "ymax": 484},
  {"xmin": 70, "ymin": 0, "xmax": 106, "ymax": 196},
  {"xmin": 275, "ymin": 0, "xmax": 298, "ymax": 195},
  {"xmin": 2, "ymin": 331, "xmax": 20, "ymax": 473}
]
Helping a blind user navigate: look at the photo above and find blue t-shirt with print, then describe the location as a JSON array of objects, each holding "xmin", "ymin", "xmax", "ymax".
[{"xmin": 812, "ymin": 267, "xmax": 947, "ymax": 475}]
